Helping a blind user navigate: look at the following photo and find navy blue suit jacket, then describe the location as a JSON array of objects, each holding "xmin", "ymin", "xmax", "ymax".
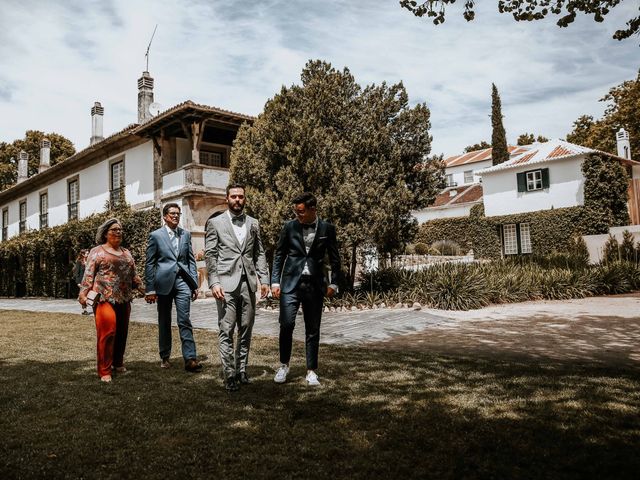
[{"xmin": 271, "ymin": 219, "xmax": 340, "ymax": 294}]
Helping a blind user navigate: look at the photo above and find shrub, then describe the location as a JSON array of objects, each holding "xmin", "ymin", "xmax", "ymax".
[
  {"xmin": 603, "ymin": 234, "xmax": 620, "ymax": 264},
  {"xmin": 414, "ymin": 242, "xmax": 429, "ymax": 255},
  {"xmin": 620, "ymin": 230, "xmax": 636, "ymax": 263},
  {"xmin": 0, "ymin": 205, "xmax": 161, "ymax": 297},
  {"xmin": 431, "ymin": 240, "xmax": 461, "ymax": 256},
  {"xmin": 358, "ymin": 267, "xmax": 408, "ymax": 293}
]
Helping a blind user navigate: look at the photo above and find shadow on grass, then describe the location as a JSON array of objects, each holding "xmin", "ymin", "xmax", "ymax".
[{"xmin": 1, "ymin": 312, "xmax": 640, "ymax": 479}]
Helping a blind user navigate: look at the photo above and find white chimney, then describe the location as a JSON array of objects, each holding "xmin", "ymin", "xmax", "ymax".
[
  {"xmin": 137, "ymin": 71, "xmax": 154, "ymax": 123},
  {"xmin": 616, "ymin": 127, "xmax": 631, "ymax": 160},
  {"xmin": 39, "ymin": 138, "xmax": 51, "ymax": 173},
  {"xmin": 17, "ymin": 151, "xmax": 28, "ymax": 183},
  {"xmin": 90, "ymin": 102, "xmax": 104, "ymax": 146}
]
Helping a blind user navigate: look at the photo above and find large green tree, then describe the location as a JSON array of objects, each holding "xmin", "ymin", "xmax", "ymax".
[
  {"xmin": 0, "ymin": 130, "xmax": 75, "ymax": 191},
  {"xmin": 566, "ymin": 71, "xmax": 640, "ymax": 156},
  {"xmin": 230, "ymin": 60, "xmax": 443, "ymax": 288},
  {"xmin": 491, "ymin": 84, "xmax": 509, "ymax": 165},
  {"xmin": 399, "ymin": 1, "xmax": 638, "ymax": 40}
]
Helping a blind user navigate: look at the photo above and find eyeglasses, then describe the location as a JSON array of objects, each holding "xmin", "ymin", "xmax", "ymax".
[{"xmin": 166, "ymin": 212, "xmax": 181, "ymax": 217}]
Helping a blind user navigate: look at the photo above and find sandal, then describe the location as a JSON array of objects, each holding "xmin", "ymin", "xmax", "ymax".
[{"xmin": 100, "ymin": 375, "xmax": 112, "ymax": 383}]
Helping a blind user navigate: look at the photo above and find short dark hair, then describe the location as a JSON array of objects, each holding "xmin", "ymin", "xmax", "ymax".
[
  {"xmin": 292, "ymin": 192, "xmax": 317, "ymax": 209},
  {"xmin": 162, "ymin": 203, "xmax": 181, "ymax": 216},
  {"xmin": 95, "ymin": 218, "xmax": 121, "ymax": 244},
  {"xmin": 226, "ymin": 183, "xmax": 246, "ymax": 196}
]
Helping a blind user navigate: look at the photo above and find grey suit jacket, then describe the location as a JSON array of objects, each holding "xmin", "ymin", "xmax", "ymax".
[
  {"xmin": 145, "ymin": 226, "xmax": 198, "ymax": 296},
  {"xmin": 204, "ymin": 212, "xmax": 269, "ymax": 293}
]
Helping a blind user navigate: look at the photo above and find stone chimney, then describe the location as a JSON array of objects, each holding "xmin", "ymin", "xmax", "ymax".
[
  {"xmin": 39, "ymin": 138, "xmax": 51, "ymax": 173},
  {"xmin": 616, "ymin": 127, "xmax": 631, "ymax": 160},
  {"xmin": 17, "ymin": 151, "xmax": 29, "ymax": 183},
  {"xmin": 90, "ymin": 102, "xmax": 104, "ymax": 145},
  {"xmin": 137, "ymin": 71, "xmax": 154, "ymax": 123}
]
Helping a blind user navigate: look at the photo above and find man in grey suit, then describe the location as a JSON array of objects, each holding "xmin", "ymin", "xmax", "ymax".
[
  {"xmin": 205, "ymin": 183, "xmax": 269, "ymax": 391},
  {"xmin": 145, "ymin": 203, "xmax": 202, "ymax": 373}
]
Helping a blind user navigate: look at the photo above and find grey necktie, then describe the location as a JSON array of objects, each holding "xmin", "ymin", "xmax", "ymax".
[{"xmin": 171, "ymin": 231, "xmax": 178, "ymax": 255}]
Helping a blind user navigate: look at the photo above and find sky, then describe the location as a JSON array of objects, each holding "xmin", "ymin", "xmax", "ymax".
[{"xmin": 0, "ymin": 0, "xmax": 637, "ymax": 158}]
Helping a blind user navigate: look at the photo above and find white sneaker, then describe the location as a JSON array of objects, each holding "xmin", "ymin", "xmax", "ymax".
[
  {"xmin": 274, "ymin": 364, "xmax": 289, "ymax": 384},
  {"xmin": 306, "ymin": 370, "xmax": 320, "ymax": 386}
]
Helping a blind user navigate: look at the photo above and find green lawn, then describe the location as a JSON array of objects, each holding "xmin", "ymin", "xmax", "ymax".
[{"xmin": 1, "ymin": 310, "xmax": 639, "ymax": 479}]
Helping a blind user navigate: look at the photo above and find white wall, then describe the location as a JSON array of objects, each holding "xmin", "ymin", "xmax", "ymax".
[
  {"xmin": 124, "ymin": 141, "xmax": 154, "ymax": 206},
  {"xmin": 0, "ymin": 141, "xmax": 155, "ymax": 239},
  {"xmin": 583, "ymin": 225, "xmax": 640, "ymax": 264},
  {"xmin": 446, "ymin": 160, "xmax": 491, "ymax": 186},
  {"xmin": 413, "ymin": 203, "xmax": 477, "ymax": 223},
  {"xmin": 482, "ymin": 157, "xmax": 584, "ymax": 217}
]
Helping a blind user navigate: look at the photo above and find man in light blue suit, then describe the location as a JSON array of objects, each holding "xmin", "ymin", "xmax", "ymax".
[{"xmin": 145, "ymin": 203, "xmax": 202, "ymax": 372}]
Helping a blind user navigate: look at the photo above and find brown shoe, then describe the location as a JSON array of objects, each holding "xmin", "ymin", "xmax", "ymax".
[
  {"xmin": 185, "ymin": 359, "xmax": 202, "ymax": 373},
  {"xmin": 160, "ymin": 358, "xmax": 171, "ymax": 369}
]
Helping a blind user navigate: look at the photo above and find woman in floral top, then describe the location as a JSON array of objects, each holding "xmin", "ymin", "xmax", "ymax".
[{"xmin": 79, "ymin": 218, "xmax": 143, "ymax": 382}]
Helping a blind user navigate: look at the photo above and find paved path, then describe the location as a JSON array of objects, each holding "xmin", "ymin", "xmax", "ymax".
[
  {"xmin": 0, "ymin": 297, "xmax": 452, "ymax": 345},
  {"xmin": 2, "ymin": 296, "xmax": 639, "ymax": 363}
]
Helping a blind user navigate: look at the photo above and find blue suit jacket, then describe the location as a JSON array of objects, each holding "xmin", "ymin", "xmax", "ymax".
[
  {"xmin": 144, "ymin": 226, "xmax": 198, "ymax": 295},
  {"xmin": 271, "ymin": 219, "xmax": 341, "ymax": 294}
]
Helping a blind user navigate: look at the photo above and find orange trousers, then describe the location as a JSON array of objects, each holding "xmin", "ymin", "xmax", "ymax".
[{"xmin": 94, "ymin": 302, "xmax": 130, "ymax": 377}]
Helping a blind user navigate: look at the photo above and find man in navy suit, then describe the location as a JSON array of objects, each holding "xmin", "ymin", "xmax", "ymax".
[
  {"xmin": 271, "ymin": 192, "xmax": 341, "ymax": 386},
  {"xmin": 145, "ymin": 203, "xmax": 202, "ymax": 372}
]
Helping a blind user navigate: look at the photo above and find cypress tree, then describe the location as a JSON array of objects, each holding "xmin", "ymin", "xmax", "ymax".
[{"xmin": 491, "ymin": 83, "xmax": 509, "ymax": 165}]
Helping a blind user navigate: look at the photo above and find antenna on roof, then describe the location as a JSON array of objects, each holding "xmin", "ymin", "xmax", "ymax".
[{"xmin": 145, "ymin": 24, "xmax": 158, "ymax": 71}]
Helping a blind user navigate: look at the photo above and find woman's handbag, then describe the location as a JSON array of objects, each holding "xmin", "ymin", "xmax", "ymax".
[{"xmin": 86, "ymin": 290, "xmax": 101, "ymax": 307}]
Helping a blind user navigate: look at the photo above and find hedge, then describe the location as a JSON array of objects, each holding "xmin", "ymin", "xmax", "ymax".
[
  {"xmin": 416, "ymin": 206, "xmax": 599, "ymax": 260},
  {"xmin": 0, "ymin": 206, "xmax": 161, "ymax": 298}
]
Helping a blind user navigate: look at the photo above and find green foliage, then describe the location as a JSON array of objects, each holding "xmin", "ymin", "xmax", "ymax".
[
  {"xmin": 0, "ymin": 130, "xmax": 75, "ymax": 191},
  {"xmin": 620, "ymin": 230, "xmax": 637, "ymax": 263},
  {"xmin": 582, "ymin": 153, "xmax": 630, "ymax": 230},
  {"xmin": 0, "ymin": 206, "xmax": 160, "ymax": 297},
  {"xmin": 348, "ymin": 259, "xmax": 640, "ymax": 310},
  {"xmin": 603, "ymin": 234, "xmax": 620, "ymax": 264},
  {"xmin": 430, "ymin": 239, "xmax": 461, "ymax": 256},
  {"xmin": 517, "ymin": 133, "xmax": 549, "ymax": 145},
  {"xmin": 399, "ymin": 1, "xmax": 638, "ymax": 40},
  {"xmin": 491, "ymin": 83, "xmax": 509, "ymax": 166},
  {"xmin": 416, "ymin": 206, "xmax": 589, "ymax": 260},
  {"xmin": 463, "ymin": 141, "xmax": 490, "ymax": 153},
  {"xmin": 413, "ymin": 242, "xmax": 429, "ymax": 255},
  {"xmin": 469, "ymin": 203, "xmax": 485, "ymax": 218},
  {"xmin": 567, "ymin": 71, "xmax": 640, "ymax": 154},
  {"xmin": 229, "ymin": 59, "xmax": 443, "ymax": 287}
]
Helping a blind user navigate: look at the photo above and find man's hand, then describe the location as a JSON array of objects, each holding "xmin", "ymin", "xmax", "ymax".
[
  {"xmin": 211, "ymin": 285, "xmax": 225, "ymax": 300},
  {"xmin": 145, "ymin": 294, "xmax": 158, "ymax": 304},
  {"xmin": 191, "ymin": 290, "xmax": 199, "ymax": 301},
  {"xmin": 326, "ymin": 286, "xmax": 336, "ymax": 298},
  {"xmin": 271, "ymin": 286, "xmax": 281, "ymax": 299},
  {"xmin": 260, "ymin": 284, "xmax": 270, "ymax": 298}
]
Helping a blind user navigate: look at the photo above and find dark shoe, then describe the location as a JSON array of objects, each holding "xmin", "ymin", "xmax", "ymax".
[
  {"xmin": 160, "ymin": 358, "xmax": 171, "ymax": 369},
  {"xmin": 225, "ymin": 377, "xmax": 239, "ymax": 392},
  {"xmin": 185, "ymin": 359, "xmax": 202, "ymax": 373},
  {"xmin": 236, "ymin": 372, "xmax": 251, "ymax": 385}
]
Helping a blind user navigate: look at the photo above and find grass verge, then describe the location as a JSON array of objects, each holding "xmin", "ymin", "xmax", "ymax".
[{"xmin": 1, "ymin": 310, "xmax": 639, "ymax": 479}]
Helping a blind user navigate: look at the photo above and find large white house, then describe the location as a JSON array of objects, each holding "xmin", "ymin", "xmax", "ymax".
[
  {"xmin": 479, "ymin": 135, "xmax": 640, "ymax": 255},
  {"xmin": 0, "ymin": 71, "xmax": 253, "ymax": 253}
]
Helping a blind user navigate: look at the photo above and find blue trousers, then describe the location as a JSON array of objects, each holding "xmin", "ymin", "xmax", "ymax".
[{"xmin": 157, "ymin": 276, "xmax": 197, "ymax": 361}]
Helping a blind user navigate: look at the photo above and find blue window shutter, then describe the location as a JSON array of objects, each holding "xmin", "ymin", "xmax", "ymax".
[
  {"xmin": 541, "ymin": 168, "xmax": 550, "ymax": 188},
  {"xmin": 517, "ymin": 172, "xmax": 526, "ymax": 192}
]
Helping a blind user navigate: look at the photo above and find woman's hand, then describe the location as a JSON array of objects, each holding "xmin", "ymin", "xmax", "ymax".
[{"xmin": 78, "ymin": 292, "xmax": 87, "ymax": 307}]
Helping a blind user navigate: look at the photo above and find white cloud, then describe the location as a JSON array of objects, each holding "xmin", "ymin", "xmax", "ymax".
[{"xmin": 0, "ymin": 0, "xmax": 636, "ymax": 157}]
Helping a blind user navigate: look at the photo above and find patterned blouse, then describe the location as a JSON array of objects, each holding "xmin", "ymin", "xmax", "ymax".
[{"xmin": 80, "ymin": 245, "xmax": 142, "ymax": 304}]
